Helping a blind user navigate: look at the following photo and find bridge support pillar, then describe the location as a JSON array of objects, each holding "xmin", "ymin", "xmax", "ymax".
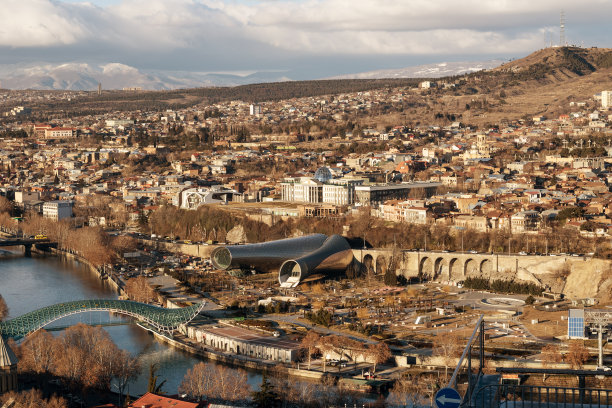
[{"xmin": 24, "ymin": 244, "xmax": 31, "ymax": 257}]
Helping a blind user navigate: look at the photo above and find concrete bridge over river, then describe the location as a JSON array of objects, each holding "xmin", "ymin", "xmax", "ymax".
[{"xmin": 0, "ymin": 238, "xmax": 56, "ymax": 256}]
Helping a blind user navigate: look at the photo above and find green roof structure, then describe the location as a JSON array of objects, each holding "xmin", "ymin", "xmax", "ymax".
[{"xmin": 0, "ymin": 299, "xmax": 205, "ymax": 340}]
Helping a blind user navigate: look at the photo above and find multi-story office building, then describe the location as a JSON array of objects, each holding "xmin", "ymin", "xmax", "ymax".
[
  {"xmin": 281, "ymin": 176, "xmax": 364, "ymax": 206},
  {"xmin": 42, "ymin": 200, "xmax": 73, "ymax": 221},
  {"xmin": 354, "ymin": 182, "xmax": 441, "ymax": 207}
]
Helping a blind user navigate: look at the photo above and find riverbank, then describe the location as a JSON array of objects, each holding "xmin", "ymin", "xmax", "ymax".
[
  {"xmin": 2, "ymin": 234, "xmax": 337, "ymax": 382},
  {"xmin": 145, "ymin": 326, "xmax": 325, "ymax": 381},
  {"xmin": 40, "ymin": 246, "xmax": 123, "ymax": 294}
]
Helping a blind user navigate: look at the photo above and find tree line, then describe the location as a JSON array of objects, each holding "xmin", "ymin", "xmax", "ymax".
[
  {"xmin": 145, "ymin": 204, "xmax": 610, "ymax": 258},
  {"xmin": 299, "ymin": 331, "xmax": 391, "ymax": 374},
  {"xmin": 0, "ymin": 212, "xmax": 136, "ymax": 267},
  {"xmin": 463, "ymin": 277, "xmax": 544, "ymax": 296},
  {"xmin": 11, "ymin": 324, "xmax": 139, "ymax": 406}
]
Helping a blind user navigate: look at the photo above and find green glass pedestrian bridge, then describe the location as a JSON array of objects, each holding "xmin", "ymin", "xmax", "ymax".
[{"xmin": 0, "ymin": 299, "xmax": 206, "ymax": 340}]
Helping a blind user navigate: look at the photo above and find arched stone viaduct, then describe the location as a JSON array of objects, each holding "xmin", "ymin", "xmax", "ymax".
[{"xmin": 353, "ymin": 249, "xmax": 594, "ymax": 284}]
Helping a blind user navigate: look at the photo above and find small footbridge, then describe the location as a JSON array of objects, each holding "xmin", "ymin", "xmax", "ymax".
[{"xmin": 0, "ymin": 299, "xmax": 206, "ymax": 340}]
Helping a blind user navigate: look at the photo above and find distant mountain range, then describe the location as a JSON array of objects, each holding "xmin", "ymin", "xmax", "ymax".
[
  {"xmin": 0, "ymin": 59, "xmax": 505, "ymax": 91},
  {"xmin": 0, "ymin": 62, "xmax": 293, "ymax": 91},
  {"xmin": 328, "ymin": 60, "xmax": 505, "ymax": 80}
]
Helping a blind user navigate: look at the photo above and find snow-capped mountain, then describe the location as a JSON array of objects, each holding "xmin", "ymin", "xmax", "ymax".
[
  {"xmin": 0, "ymin": 60, "xmax": 505, "ymax": 90},
  {"xmin": 0, "ymin": 62, "xmax": 292, "ymax": 90},
  {"xmin": 329, "ymin": 60, "xmax": 505, "ymax": 80}
]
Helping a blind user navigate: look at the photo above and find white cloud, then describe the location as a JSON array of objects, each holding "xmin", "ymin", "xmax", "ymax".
[
  {"xmin": 0, "ymin": 0, "xmax": 91, "ymax": 47},
  {"xmin": 0, "ymin": 0, "xmax": 610, "ymax": 61}
]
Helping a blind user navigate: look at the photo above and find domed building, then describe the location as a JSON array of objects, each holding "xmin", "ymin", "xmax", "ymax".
[
  {"xmin": 314, "ymin": 166, "xmax": 333, "ymax": 183},
  {"xmin": 0, "ymin": 335, "xmax": 18, "ymax": 393}
]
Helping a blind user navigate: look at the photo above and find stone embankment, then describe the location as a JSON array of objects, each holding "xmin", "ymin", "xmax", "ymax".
[{"xmin": 147, "ymin": 328, "xmax": 324, "ymax": 381}]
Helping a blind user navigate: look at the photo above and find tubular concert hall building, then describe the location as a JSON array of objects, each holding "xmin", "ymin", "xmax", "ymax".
[{"xmin": 210, "ymin": 234, "xmax": 354, "ymax": 287}]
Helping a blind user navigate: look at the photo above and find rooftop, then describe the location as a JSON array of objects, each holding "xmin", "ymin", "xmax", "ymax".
[
  {"xmin": 129, "ymin": 393, "xmax": 199, "ymax": 408},
  {"xmin": 202, "ymin": 325, "xmax": 300, "ymax": 349}
]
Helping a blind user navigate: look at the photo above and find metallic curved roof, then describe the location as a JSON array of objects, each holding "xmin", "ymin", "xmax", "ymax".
[
  {"xmin": 209, "ymin": 234, "xmax": 354, "ymax": 287},
  {"xmin": 211, "ymin": 233, "xmax": 328, "ymax": 272},
  {"xmin": 278, "ymin": 234, "xmax": 353, "ymax": 287}
]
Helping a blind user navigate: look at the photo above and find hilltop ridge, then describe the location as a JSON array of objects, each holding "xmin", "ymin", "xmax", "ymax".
[{"xmin": 494, "ymin": 46, "xmax": 612, "ymax": 76}]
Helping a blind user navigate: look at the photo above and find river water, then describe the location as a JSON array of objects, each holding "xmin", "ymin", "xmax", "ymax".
[{"xmin": 0, "ymin": 253, "xmax": 263, "ymax": 396}]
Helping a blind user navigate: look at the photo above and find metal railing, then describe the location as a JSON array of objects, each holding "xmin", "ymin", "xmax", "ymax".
[
  {"xmin": 448, "ymin": 314, "xmax": 485, "ymax": 404},
  {"xmin": 471, "ymin": 384, "xmax": 612, "ymax": 408}
]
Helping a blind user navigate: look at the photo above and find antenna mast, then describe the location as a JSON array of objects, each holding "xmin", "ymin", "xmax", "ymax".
[{"xmin": 560, "ymin": 10, "xmax": 566, "ymax": 46}]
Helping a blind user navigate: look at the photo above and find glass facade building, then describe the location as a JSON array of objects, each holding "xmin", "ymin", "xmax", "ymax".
[{"xmin": 568, "ymin": 309, "xmax": 585, "ymax": 339}]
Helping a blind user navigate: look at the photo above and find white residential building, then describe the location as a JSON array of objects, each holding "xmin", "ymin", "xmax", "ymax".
[
  {"xmin": 601, "ymin": 90, "xmax": 612, "ymax": 109},
  {"xmin": 42, "ymin": 201, "xmax": 73, "ymax": 221},
  {"xmin": 44, "ymin": 128, "xmax": 75, "ymax": 139},
  {"xmin": 403, "ymin": 207, "xmax": 428, "ymax": 224},
  {"xmin": 105, "ymin": 119, "xmax": 134, "ymax": 127},
  {"xmin": 180, "ymin": 186, "xmax": 240, "ymax": 209},
  {"xmin": 14, "ymin": 191, "xmax": 39, "ymax": 203}
]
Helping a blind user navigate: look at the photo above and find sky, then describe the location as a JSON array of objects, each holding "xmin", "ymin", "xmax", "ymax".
[{"xmin": 1, "ymin": 0, "xmax": 611, "ymax": 79}]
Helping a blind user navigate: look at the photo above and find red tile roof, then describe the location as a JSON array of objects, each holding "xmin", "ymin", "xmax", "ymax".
[{"xmin": 129, "ymin": 393, "xmax": 200, "ymax": 408}]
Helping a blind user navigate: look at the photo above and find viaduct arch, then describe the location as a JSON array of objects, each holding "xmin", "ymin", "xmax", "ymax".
[{"xmin": 352, "ymin": 248, "xmax": 588, "ymax": 285}]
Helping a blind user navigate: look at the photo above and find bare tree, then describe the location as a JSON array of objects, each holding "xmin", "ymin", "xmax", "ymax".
[
  {"xmin": 342, "ymin": 338, "xmax": 365, "ymax": 369},
  {"xmin": 17, "ymin": 329, "xmax": 55, "ymax": 376},
  {"xmin": 1, "ymin": 389, "xmax": 67, "ymax": 408},
  {"xmin": 367, "ymin": 342, "xmax": 392, "ymax": 374},
  {"xmin": 51, "ymin": 323, "xmax": 121, "ymax": 390},
  {"xmin": 567, "ymin": 340, "xmax": 589, "ymax": 370},
  {"xmin": 112, "ymin": 235, "xmax": 137, "ymax": 255},
  {"xmin": 300, "ymin": 331, "xmax": 320, "ymax": 370},
  {"xmin": 433, "ymin": 331, "xmax": 462, "ymax": 379},
  {"xmin": 125, "ymin": 276, "xmax": 156, "ymax": 303},
  {"xmin": 0, "ymin": 196, "xmax": 11, "ymax": 214},
  {"xmin": 180, "ymin": 362, "xmax": 215, "ymax": 401},
  {"xmin": 213, "ymin": 365, "xmax": 251, "ymax": 402},
  {"xmin": 179, "ymin": 362, "xmax": 250, "ymax": 403},
  {"xmin": 0, "ymin": 293, "xmax": 8, "ymax": 321},
  {"xmin": 317, "ymin": 337, "xmax": 334, "ymax": 373},
  {"xmin": 541, "ymin": 344, "xmax": 563, "ymax": 381},
  {"xmin": 388, "ymin": 376, "xmax": 423, "ymax": 408},
  {"xmin": 112, "ymin": 349, "xmax": 141, "ymax": 407}
]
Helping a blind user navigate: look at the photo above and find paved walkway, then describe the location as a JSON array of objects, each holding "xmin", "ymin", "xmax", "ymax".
[{"xmin": 259, "ymin": 314, "xmax": 377, "ymax": 344}]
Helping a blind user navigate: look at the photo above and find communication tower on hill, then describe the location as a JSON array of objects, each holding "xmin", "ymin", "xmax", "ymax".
[{"xmin": 560, "ymin": 10, "xmax": 566, "ymax": 46}]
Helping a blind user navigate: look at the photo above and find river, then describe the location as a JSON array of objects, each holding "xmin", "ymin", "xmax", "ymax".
[{"xmin": 0, "ymin": 253, "xmax": 264, "ymax": 396}]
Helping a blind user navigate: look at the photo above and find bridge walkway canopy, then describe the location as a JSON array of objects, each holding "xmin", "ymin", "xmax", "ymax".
[{"xmin": 0, "ymin": 299, "xmax": 205, "ymax": 340}]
